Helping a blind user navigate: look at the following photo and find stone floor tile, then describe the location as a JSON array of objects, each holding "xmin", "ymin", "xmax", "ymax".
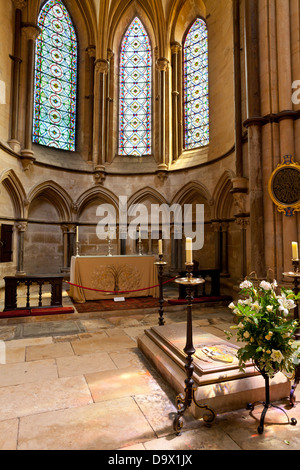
[
  {"xmin": 0, "ymin": 419, "xmax": 19, "ymax": 450},
  {"xmin": 0, "ymin": 359, "xmax": 58, "ymax": 387},
  {"xmin": 17, "ymin": 397, "xmax": 155, "ymax": 450},
  {"xmin": 109, "ymin": 349, "xmax": 148, "ymax": 370},
  {"xmin": 80, "ymin": 319, "xmax": 115, "ymax": 331},
  {"xmin": 117, "ymin": 443, "xmax": 146, "ymax": 450},
  {"xmin": 143, "ymin": 426, "xmax": 241, "ymax": 451},
  {"xmin": 85, "ymin": 367, "xmax": 157, "ymax": 402},
  {"xmin": 56, "ymin": 351, "xmax": 117, "ymax": 377},
  {"xmin": 0, "ymin": 376, "xmax": 93, "ymax": 421},
  {"xmin": 71, "ymin": 334, "xmax": 136, "ymax": 355},
  {"xmin": 0, "ymin": 326, "xmax": 17, "ymax": 341},
  {"xmin": 25, "ymin": 341, "xmax": 74, "ymax": 361}
]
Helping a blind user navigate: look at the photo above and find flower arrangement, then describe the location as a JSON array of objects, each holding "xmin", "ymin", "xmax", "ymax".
[{"xmin": 226, "ymin": 279, "xmax": 300, "ymax": 378}]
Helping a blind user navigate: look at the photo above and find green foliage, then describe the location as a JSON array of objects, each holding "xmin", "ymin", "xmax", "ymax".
[{"xmin": 225, "ymin": 279, "xmax": 300, "ymax": 378}]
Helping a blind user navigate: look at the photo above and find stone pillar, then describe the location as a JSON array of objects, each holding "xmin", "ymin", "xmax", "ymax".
[
  {"xmin": 9, "ymin": 0, "xmax": 27, "ymax": 153},
  {"xmin": 16, "ymin": 221, "xmax": 27, "ymax": 275},
  {"xmin": 106, "ymin": 49, "xmax": 114, "ymax": 163},
  {"xmin": 20, "ymin": 24, "xmax": 40, "ymax": 169},
  {"xmin": 243, "ymin": 0, "xmax": 266, "ymax": 278},
  {"xmin": 156, "ymin": 58, "xmax": 169, "ymax": 170},
  {"xmin": 212, "ymin": 222, "xmax": 221, "ymax": 270},
  {"xmin": 86, "ymin": 46, "xmax": 96, "ymax": 163},
  {"xmin": 235, "ymin": 217, "xmax": 249, "ymax": 280},
  {"xmin": 171, "ymin": 43, "xmax": 181, "ymax": 162},
  {"xmin": 93, "ymin": 58, "xmax": 109, "ymax": 168},
  {"xmin": 220, "ymin": 222, "xmax": 229, "ymax": 277},
  {"xmin": 276, "ymin": 0, "xmax": 298, "ymax": 273}
]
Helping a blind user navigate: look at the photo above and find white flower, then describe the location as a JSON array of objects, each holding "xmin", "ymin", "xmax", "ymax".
[
  {"xmin": 266, "ymin": 305, "xmax": 273, "ymax": 312},
  {"xmin": 240, "ymin": 280, "xmax": 253, "ymax": 289},
  {"xmin": 278, "ymin": 293, "xmax": 296, "ymax": 316},
  {"xmin": 243, "ymin": 331, "xmax": 250, "ymax": 339},
  {"xmin": 228, "ymin": 302, "xmax": 235, "ymax": 310},
  {"xmin": 272, "ymin": 280, "xmax": 278, "ymax": 289},
  {"xmin": 251, "ymin": 301, "xmax": 261, "ymax": 311},
  {"xmin": 260, "ymin": 280, "xmax": 272, "ymax": 291},
  {"xmin": 271, "ymin": 349, "xmax": 284, "ymax": 364}
]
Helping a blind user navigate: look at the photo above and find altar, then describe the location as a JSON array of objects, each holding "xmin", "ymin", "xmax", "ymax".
[{"xmin": 69, "ymin": 255, "xmax": 159, "ymax": 303}]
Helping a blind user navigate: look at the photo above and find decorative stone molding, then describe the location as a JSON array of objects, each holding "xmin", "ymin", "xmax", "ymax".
[
  {"xmin": 171, "ymin": 42, "xmax": 181, "ymax": 55},
  {"xmin": 86, "ymin": 45, "xmax": 96, "ymax": 58},
  {"xmin": 156, "ymin": 58, "xmax": 169, "ymax": 72},
  {"xmin": 235, "ymin": 217, "xmax": 250, "ymax": 229},
  {"xmin": 156, "ymin": 163, "xmax": 168, "ymax": 181},
  {"xmin": 94, "ymin": 165, "xmax": 106, "ymax": 185},
  {"xmin": 95, "ymin": 59, "xmax": 109, "ymax": 75},
  {"xmin": 22, "ymin": 24, "xmax": 41, "ymax": 41},
  {"xmin": 16, "ymin": 221, "xmax": 28, "ymax": 232},
  {"xmin": 12, "ymin": 0, "xmax": 27, "ymax": 10},
  {"xmin": 19, "ymin": 149, "xmax": 35, "ymax": 171}
]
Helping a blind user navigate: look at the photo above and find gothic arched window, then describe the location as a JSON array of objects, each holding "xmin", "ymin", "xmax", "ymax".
[
  {"xmin": 183, "ymin": 18, "xmax": 209, "ymax": 150},
  {"xmin": 119, "ymin": 17, "xmax": 152, "ymax": 157},
  {"xmin": 33, "ymin": 0, "xmax": 77, "ymax": 151}
]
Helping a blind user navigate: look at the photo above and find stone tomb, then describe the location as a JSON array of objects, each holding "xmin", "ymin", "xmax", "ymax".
[{"xmin": 138, "ymin": 323, "xmax": 290, "ymax": 418}]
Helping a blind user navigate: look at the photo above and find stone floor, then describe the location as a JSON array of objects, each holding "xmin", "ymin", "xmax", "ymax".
[{"xmin": 0, "ymin": 286, "xmax": 300, "ymax": 451}]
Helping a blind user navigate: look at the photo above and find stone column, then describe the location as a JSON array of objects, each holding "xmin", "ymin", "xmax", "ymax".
[
  {"xmin": 106, "ymin": 49, "xmax": 114, "ymax": 163},
  {"xmin": 156, "ymin": 58, "xmax": 169, "ymax": 170},
  {"xmin": 276, "ymin": 0, "xmax": 297, "ymax": 273},
  {"xmin": 86, "ymin": 46, "xmax": 96, "ymax": 163},
  {"xmin": 235, "ymin": 217, "xmax": 249, "ymax": 280},
  {"xmin": 93, "ymin": 58, "xmax": 109, "ymax": 168},
  {"xmin": 16, "ymin": 221, "xmax": 27, "ymax": 275},
  {"xmin": 220, "ymin": 222, "xmax": 229, "ymax": 277},
  {"xmin": 171, "ymin": 43, "xmax": 181, "ymax": 162},
  {"xmin": 212, "ymin": 221, "xmax": 221, "ymax": 270},
  {"xmin": 243, "ymin": 0, "xmax": 266, "ymax": 278},
  {"xmin": 9, "ymin": 0, "xmax": 27, "ymax": 153},
  {"xmin": 20, "ymin": 24, "xmax": 40, "ymax": 169}
]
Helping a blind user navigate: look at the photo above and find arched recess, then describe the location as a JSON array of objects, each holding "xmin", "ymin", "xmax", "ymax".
[
  {"xmin": 128, "ymin": 187, "xmax": 169, "ymax": 256},
  {"xmin": 212, "ymin": 170, "xmax": 235, "ymax": 220},
  {"xmin": 26, "ymin": 181, "xmax": 72, "ymax": 222},
  {"xmin": 75, "ymin": 187, "xmax": 120, "ymax": 256},
  {"xmin": 171, "ymin": 180, "xmax": 214, "ymax": 270},
  {"xmin": 0, "ymin": 169, "xmax": 26, "ymax": 219},
  {"xmin": 168, "ymin": 0, "xmax": 206, "ymax": 46}
]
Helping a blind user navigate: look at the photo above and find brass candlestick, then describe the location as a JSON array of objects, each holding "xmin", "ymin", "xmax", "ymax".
[
  {"xmin": 173, "ymin": 262, "xmax": 216, "ymax": 435},
  {"xmin": 154, "ymin": 254, "xmax": 167, "ymax": 326}
]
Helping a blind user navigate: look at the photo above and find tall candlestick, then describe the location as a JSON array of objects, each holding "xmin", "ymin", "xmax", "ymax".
[
  {"xmin": 158, "ymin": 239, "xmax": 163, "ymax": 255},
  {"xmin": 76, "ymin": 226, "xmax": 79, "ymax": 243},
  {"xmin": 292, "ymin": 242, "xmax": 299, "ymax": 260},
  {"xmin": 186, "ymin": 237, "xmax": 193, "ymax": 264}
]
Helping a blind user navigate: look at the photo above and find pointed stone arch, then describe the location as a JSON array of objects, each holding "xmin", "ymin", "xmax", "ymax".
[
  {"xmin": 212, "ymin": 170, "xmax": 235, "ymax": 220},
  {"xmin": 26, "ymin": 181, "xmax": 73, "ymax": 222},
  {"xmin": 0, "ymin": 169, "xmax": 26, "ymax": 219},
  {"xmin": 75, "ymin": 186, "xmax": 119, "ymax": 220},
  {"xmin": 171, "ymin": 180, "xmax": 214, "ymax": 207}
]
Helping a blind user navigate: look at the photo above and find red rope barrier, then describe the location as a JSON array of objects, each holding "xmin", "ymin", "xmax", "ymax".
[{"xmin": 66, "ymin": 276, "xmax": 178, "ymax": 294}]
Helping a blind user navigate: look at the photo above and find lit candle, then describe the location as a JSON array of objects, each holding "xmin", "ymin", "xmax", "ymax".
[
  {"xmin": 158, "ymin": 239, "xmax": 163, "ymax": 255},
  {"xmin": 138, "ymin": 227, "xmax": 141, "ymax": 242},
  {"xmin": 292, "ymin": 242, "xmax": 299, "ymax": 260},
  {"xmin": 76, "ymin": 226, "xmax": 79, "ymax": 243},
  {"xmin": 186, "ymin": 237, "xmax": 193, "ymax": 264}
]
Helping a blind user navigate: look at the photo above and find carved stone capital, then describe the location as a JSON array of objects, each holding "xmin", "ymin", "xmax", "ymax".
[
  {"xmin": 95, "ymin": 59, "xmax": 109, "ymax": 75},
  {"xmin": 235, "ymin": 217, "xmax": 250, "ymax": 229},
  {"xmin": 171, "ymin": 42, "xmax": 182, "ymax": 55},
  {"xmin": 86, "ymin": 45, "xmax": 96, "ymax": 58},
  {"xmin": 94, "ymin": 165, "xmax": 106, "ymax": 185},
  {"xmin": 12, "ymin": 0, "xmax": 27, "ymax": 10},
  {"xmin": 16, "ymin": 221, "xmax": 28, "ymax": 232},
  {"xmin": 19, "ymin": 149, "xmax": 35, "ymax": 171},
  {"xmin": 156, "ymin": 58, "xmax": 169, "ymax": 72},
  {"xmin": 22, "ymin": 24, "xmax": 41, "ymax": 41}
]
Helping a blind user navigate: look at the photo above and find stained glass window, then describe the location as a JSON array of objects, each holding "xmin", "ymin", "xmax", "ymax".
[
  {"xmin": 119, "ymin": 17, "xmax": 152, "ymax": 156},
  {"xmin": 183, "ymin": 18, "xmax": 209, "ymax": 149},
  {"xmin": 33, "ymin": 0, "xmax": 77, "ymax": 151}
]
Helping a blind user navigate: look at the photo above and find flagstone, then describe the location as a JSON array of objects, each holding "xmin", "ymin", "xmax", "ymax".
[
  {"xmin": 0, "ymin": 376, "xmax": 93, "ymax": 421},
  {"xmin": 0, "ymin": 419, "xmax": 18, "ymax": 450},
  {"xmin": 56, "ymin": 351, "xmax": 116, "ymax": 377},
  {"xmin": 71, "ymin": 334, "xmax": 136, "ymax": 355},
  {"xmin": 0, "ymin": 359, "xmax": 58, "ymax": 387},
  {"xmin": 17, "ymin": 397, "xmax": 155, "ymax": 450},
  {"xmin": 25, "ymin": 341, "xmax": 74, "ymax": 361},
  {"xmin": 85, "ymin": 367, "xmax": 157, "ymax": 402}
]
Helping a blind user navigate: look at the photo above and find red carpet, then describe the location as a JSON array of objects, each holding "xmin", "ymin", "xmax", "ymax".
[
  {"xmin": 0, "ymin": 307, "xmax": 74, "ymax": 319},
  {"xmin": 73, "ymin": 296, "xmax": 167, "ymax": 313}
]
